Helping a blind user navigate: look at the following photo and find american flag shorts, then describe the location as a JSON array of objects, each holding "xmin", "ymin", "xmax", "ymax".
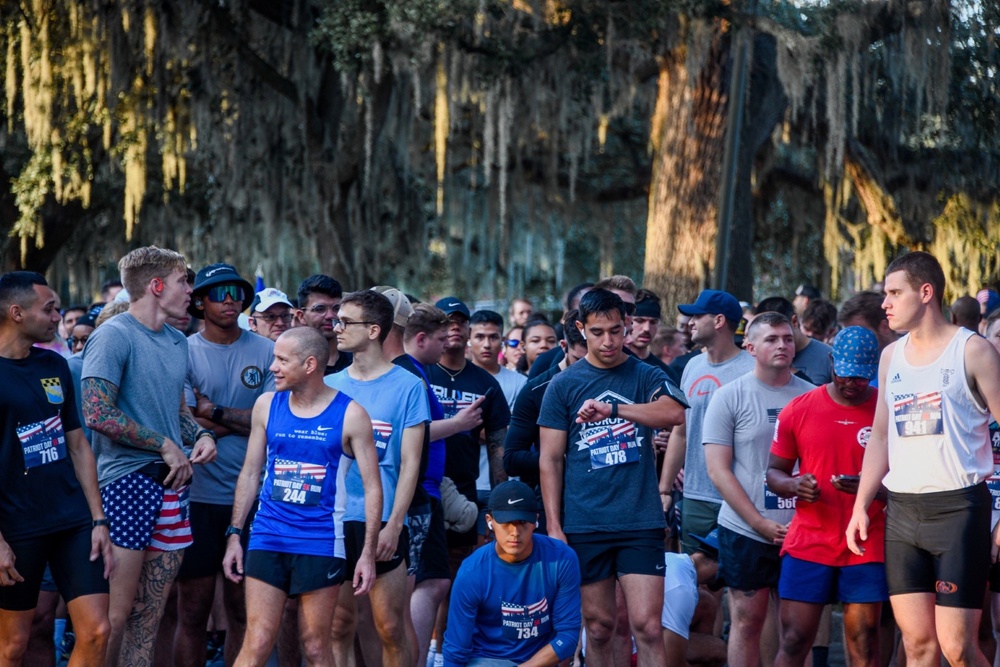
[{"xmin": 101, "ymin": 471, "xmax": 192, "ymax": 552}]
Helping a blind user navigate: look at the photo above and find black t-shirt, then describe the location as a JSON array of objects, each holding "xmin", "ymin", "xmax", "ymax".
[
  {"xmin": 427, "ymin": 362, "xmax": 511, "ymax": 498},
  {"xmin": 527, "ymin": 347, "xmax": 564, "ymax": 380},
  {"xmin": 503, "ymin": 364, "xmax": 561, "ymax": 488},
  {"xmin": 393, "ymin": 354, "xmax": 431, "ymax": 507},
  {"xmin": 0, "ymin": 348, "xmax": 89, "ymax": 540},
  {"xmin": 324, "ymin": 350, "xmax": 354, "ymax": 376}
]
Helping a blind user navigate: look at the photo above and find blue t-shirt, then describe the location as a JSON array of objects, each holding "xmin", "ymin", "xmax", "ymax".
[
  {"xmin": 325, "ymin": 365, "xmax": 430, "ymax": 522},
  {"xmin": 250, "ymin": 390, "xmax": 351, "ymax": 557},
  {"xmin": 443, "ymin": 534, "xmax": 581, "ymax": 666}
]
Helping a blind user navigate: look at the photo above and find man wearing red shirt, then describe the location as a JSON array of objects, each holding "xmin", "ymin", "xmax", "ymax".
[{"xmin": 766, "ymin": 326, "xmax": 887, "ymax": 667}]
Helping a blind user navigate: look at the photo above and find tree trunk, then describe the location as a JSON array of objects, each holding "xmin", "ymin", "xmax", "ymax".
[{"xmin": 643, "ymin": 21, "xmax": 731, "ymax": 314}]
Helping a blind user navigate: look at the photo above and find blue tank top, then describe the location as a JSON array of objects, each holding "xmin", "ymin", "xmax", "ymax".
[{"xmin": 249, "ymin": 390, "xmax": 352, "ymax": 557}]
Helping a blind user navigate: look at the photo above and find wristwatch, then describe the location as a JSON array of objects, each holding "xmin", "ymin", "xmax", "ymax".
[
  {"xmin": 211, "ymin": 406, "xmax": 225, "ymax": 423},
  {"xmin": 195, "ymin": 428, "xmax": 217, "ymax": 443},
  {"xmin": 92, "ymin": 518, "xmax": 109, "ymax": 528},
  {"xmin": 225, "ymin": 525, "xmax": 243, "ymax": 538}
]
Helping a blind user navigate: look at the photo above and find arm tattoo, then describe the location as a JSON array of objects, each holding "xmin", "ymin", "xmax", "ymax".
[
  {"xmin": 82, "ymin": 378, "xmax": 166, "ymax": 452},
  {"xmin": 216, "ymin": 407, "xmax": 252, "ymax": 436},
  {"xmin": 487, "ymin": 427, "xmax": 508, "ymax": 487},
  {"xmin": 179, "ymin": 407, "xmax": 201, "ymax": 447}
]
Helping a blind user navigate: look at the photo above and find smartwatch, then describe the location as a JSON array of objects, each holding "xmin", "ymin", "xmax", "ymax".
[
  {"xmin": 211, "ymin": 406, "xmax": 225, "ymax": 423},
  {"xmin": 92, "ymin": 518, "xmax": 110, "ymax": 528},
  {"xmin": 225, "ymin": 525, "xmax": 243, "ymax": 538}
]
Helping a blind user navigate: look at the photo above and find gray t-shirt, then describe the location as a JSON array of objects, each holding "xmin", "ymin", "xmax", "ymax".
[
  {"xmin": 82, "ymin": 313, "xmax": 188, "ymax": 487},
  {"xmin": 679, "ymin": 350, "xmax": 754, "ymax": 504},
  {"xmin": 794, "ymin": 339, "xmax": 833, "ymax": 385},
  {"xmin": 702, "ymin": 372, "xmax": 813, "ymax": 543},
  {"xmin": 537, "ymin": 357, "xmax": 673, "ymax": 533},
  {"xmin": 184, "ymin": 330, "xmax": 275, "ymax": 504}
]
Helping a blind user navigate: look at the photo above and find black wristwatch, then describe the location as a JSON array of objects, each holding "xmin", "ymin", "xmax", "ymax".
[
  {"xmin": 92, "ymin": 518, "xmax": 109, "ymax": 528},
  {"xmin": 211, "ymin": 406, "xmax": 225, "ymax": 423},
  {"xmin": 225, "ymin": 525, "xmax": 243, "ymax": 538},
  {"xmin": 195, "ymin": 428, "xmax": 217, "ymax": 443}
]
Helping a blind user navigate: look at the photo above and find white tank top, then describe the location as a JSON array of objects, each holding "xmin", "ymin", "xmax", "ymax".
[{"xmin": 883, "ymin": 328, "xmax": 992, "ymax": 493}]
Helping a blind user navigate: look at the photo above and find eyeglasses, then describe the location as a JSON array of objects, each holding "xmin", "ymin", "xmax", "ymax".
[
  {"xmin": 303, "ymin": 304, "xmax": 339, "ymax": 316},
  {"xmin": 333, "ymin": 319, "xmax": 376, "ymax": 330},
  {"xmin": 68, "ymin": 335, "xmax": 90, "ymax": 347},
  {"xmin": 253, "ymin": 313, "xmax": 293, "ymax": 324},
  {"xmin": 206, "ymin": 285, "xmax": 245, "ymax": 303},
  {"xmin": 505, "ymin": 339, "xmax": 521, "ymax": 348},
  {"xmin": 833, "ymin": 375, "xmax": 870, "ymax": 387}
]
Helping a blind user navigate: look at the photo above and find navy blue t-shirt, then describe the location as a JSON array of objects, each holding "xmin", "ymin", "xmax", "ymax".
[{"xmin": 0, "ymin": 348, "xmax": 88, "ymax": 540}]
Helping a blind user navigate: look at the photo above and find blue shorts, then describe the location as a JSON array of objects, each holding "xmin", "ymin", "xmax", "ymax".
[{"xmin": 778, "ymin": 555, "xmax": 888, "ymax": 604}]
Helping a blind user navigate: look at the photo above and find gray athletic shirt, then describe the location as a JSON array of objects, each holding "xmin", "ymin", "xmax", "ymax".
[
  {"xmin": 794, "ymin": 338, "xmax": 833, "ymax": 385},
  {"xmin": 184, "ymin": 330, "xmax": 276, "ymax": 504},
  {"xmin": 537, "ymin": 356, "xmax": 672, "ymax": 533},
  {"xmin": 679, "ymin": 350, "xmax": 754, "ymax": 504},
  {"xmin": 702, "ymin": 372, "xmax": 813, "ymax": 543},
  {"xmin": 82, "ymin": 313, "xmax": 189, "ymax": 487}
]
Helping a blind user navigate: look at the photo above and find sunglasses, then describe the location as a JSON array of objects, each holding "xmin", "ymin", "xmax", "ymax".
[
  {"xmin": 206, "ymin": 285, "xmax": 245, "ymax": 303},
  {"xmin": 505, "ymin": 339, "xmax": 521, "ymax": 348}
]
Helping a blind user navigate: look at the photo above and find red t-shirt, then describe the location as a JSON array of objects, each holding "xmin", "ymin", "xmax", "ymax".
[{"xmin": 770, "ymin": 385, "xmax": 885, "ymax": 566}]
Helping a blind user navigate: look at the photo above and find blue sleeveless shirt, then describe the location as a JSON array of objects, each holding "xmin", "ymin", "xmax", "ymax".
[{"xmin": 249, "ymin": 390, "xmax": 352, "ymax": 557}]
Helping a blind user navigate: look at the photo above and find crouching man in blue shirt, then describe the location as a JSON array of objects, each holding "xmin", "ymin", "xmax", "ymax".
[{"xmin": 443, "ymin": 480, "xmax": 581, "ymax": 667}]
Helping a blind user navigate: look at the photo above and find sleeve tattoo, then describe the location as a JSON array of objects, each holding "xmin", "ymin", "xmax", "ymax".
[
  {"xmin": 82, "ymin": 377, "xmax": 165, "ymax": 451},
  {"xmin": 487, "ymin": 427, "xmax": 508, "ymax": 487}
]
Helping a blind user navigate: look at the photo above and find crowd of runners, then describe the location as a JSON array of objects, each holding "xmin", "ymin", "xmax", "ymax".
[{"xmin": 2, "ymin": 246, "xmax": 1000, "ymax": 667}]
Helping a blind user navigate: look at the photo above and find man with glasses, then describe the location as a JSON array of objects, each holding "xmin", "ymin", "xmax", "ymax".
[
  {"xmin": 249, "ymin": 288, "xmax": 294, "ymax": 342},
  {"xmin": 766, "ymin": 327, "xmax": 887, "ymax": 667},
  {"xmin": 294, "ymin": 275, "xmax": 352, "ymax": 375},
  {"xmin": 170, "ymin": 263, "xmax": 276, "ymax": 666},
  {"xmin": 325, "ymin": 290, "xmax": 429, "ymax": 667}
]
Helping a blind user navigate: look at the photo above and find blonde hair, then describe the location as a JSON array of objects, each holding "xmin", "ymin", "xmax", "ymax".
[
  {"xmin": 118, "ymin": 246, "xmax": 187, "ymax": 299},
  {"xmin": 95, "ymin": 301, "xmax": 129, "ymax": 327}
]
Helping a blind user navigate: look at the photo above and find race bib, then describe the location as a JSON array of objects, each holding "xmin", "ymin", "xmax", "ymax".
[
  {"xmin": 580, "ymin": 420, "xmax": 641, "ymax": 470},
  {"xmin": 892, "ymin": 392, "xmax": 943, "ymax": 437},
  {"xmin": 270, "ymin": 459, "xmax": 327, "ymax": 506},
  {"xmin": 500, "ymin": 598, "xmax": 551, "ymax": 642},
  {"xmin": 988, "ymin": 479, "xmax": 1000, "ymax": 511},
  {"xmin": 764, "ymin": 484, "xmax": 796, "ymax": 511},
  {"xmin": 17, "ymin": 414, "xmax": 66, "ymax": 469}
]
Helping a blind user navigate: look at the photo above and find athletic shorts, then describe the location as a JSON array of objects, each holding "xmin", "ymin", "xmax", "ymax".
[
  {"xmin": 718, "ymin": 526, "xmax": 781, "ymax": 591},
  {"xmin": 177, "ymin": 502, "xmax": 253, "ymax": 580},
  {"xmin": 885, "ymin": 484, "xmax": 991, "ymax": 608},
  {"xmin": 778, "ymin": 555, "xmax": 888, "ymax": 604},
  {"xmin": 344, "ymin": 520, "xmax": 408, "ymax": 578},
  {"xmin": 680, "ymin": 498, "xmax": 721, "ymax": 556},
  {"xmin": 101, "ymin": 472, "xmax": 192, "ymax": 551},
  {"xmin": 408, "ymin": 498, "xmax": 451, "ymax": 582},
  {"xmin": 566, "ymin": 529, "xmax": 665, "ymax": 585},
  {"xmin": 244, "ymin": 550, "xmax": 345, "ymax": 596},
  {"xmin": 0, "ymin": 524, "xmax": 108, "ymax": 611},
  {"xmin": 990, "ymin": 563, "xmax": 1000, "ymax": 594}
]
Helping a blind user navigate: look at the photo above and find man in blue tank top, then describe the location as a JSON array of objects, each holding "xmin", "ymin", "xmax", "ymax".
[
  {"xmin": 223, "ymin": 327, "xmax": 384, "ymax": 667},
  {"xmin": 848, "ymin": 252, "xmax": 1000, "ymax": 667}
]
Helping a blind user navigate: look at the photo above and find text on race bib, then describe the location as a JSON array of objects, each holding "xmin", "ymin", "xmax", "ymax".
[
  {"xmin": 270, "ymin": 459, "xmax": 327, "ymax": 506},
  {"xmin": 18, "ymin": 415, "xmax": 66, "ymax": 469}
]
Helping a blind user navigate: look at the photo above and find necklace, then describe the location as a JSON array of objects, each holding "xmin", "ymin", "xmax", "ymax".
[{"xmin": 436, "ymin": 362, "xmax": 464, "ymax": 382}]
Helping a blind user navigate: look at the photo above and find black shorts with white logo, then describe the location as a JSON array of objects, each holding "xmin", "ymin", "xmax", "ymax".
[
  {"xmin": 885, "ymin": 483, "xmax": 991, "ymax": 609},
  {"xmin": 566, "ymin": 529, "xmax": 665, "ymax": 585},
  {"xmin": 244, "ymin": 550, "xmax": 345, "ymax": 596}
]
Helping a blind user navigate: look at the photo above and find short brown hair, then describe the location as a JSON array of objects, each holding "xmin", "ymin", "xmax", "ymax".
[
  {"xmin": 593, "ymin": 275, "xmax": 637, "ymax": 297},
  {"xmin": 404, "ymin": 303, "xmax": 450, "ymax": 342},
  {"xmin": 885, "ymin": 251, "xmax": 946, "ymax": 307},
  {"xmin": 118, "ymin": 246, "xmax": 187, "ymax": 299}
]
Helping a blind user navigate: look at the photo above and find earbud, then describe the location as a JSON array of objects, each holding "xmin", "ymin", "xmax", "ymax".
[
  {"xmin": 487, "ymin": 520, "xmax": 494, "ymax": 530},
  {"xmin": 195, "ymin": 299, "xmax": 203, "ymax": 307}
]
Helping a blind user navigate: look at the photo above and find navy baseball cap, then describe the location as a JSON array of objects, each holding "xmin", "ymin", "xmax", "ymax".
[
  {"xmin": 435, "ymin": 296, "xmax": 471, "ymax": 319},
  {"xmin": 832, "ymin": 326, "xmax": 879, "ymax": 380},
  {"xmin": 189, "ymin": 263, "xmax": 253, "ymax": 318},
  {"xmin": 690, "ymin": 528, "xmax": 720, "ymax": 557},
  {"xmin": 677, "ymin": 290, "xmax": 743, "ymax": 323},
  {"xmin": 488, "ymin": 480, "xmax": 539, "ymax": 524}
]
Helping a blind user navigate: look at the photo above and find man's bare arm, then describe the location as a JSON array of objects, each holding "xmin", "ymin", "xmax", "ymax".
[
  {"xmin": 486, "ymin": 426, "xmax": 508, "ymax": 487},
  {"xmin": 539, "ymin": 426, "xmax": 568, "ymax": 541},
  {"xmin": 659, "ymin": 421, "xmax": 687, "ymax": 495}
]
